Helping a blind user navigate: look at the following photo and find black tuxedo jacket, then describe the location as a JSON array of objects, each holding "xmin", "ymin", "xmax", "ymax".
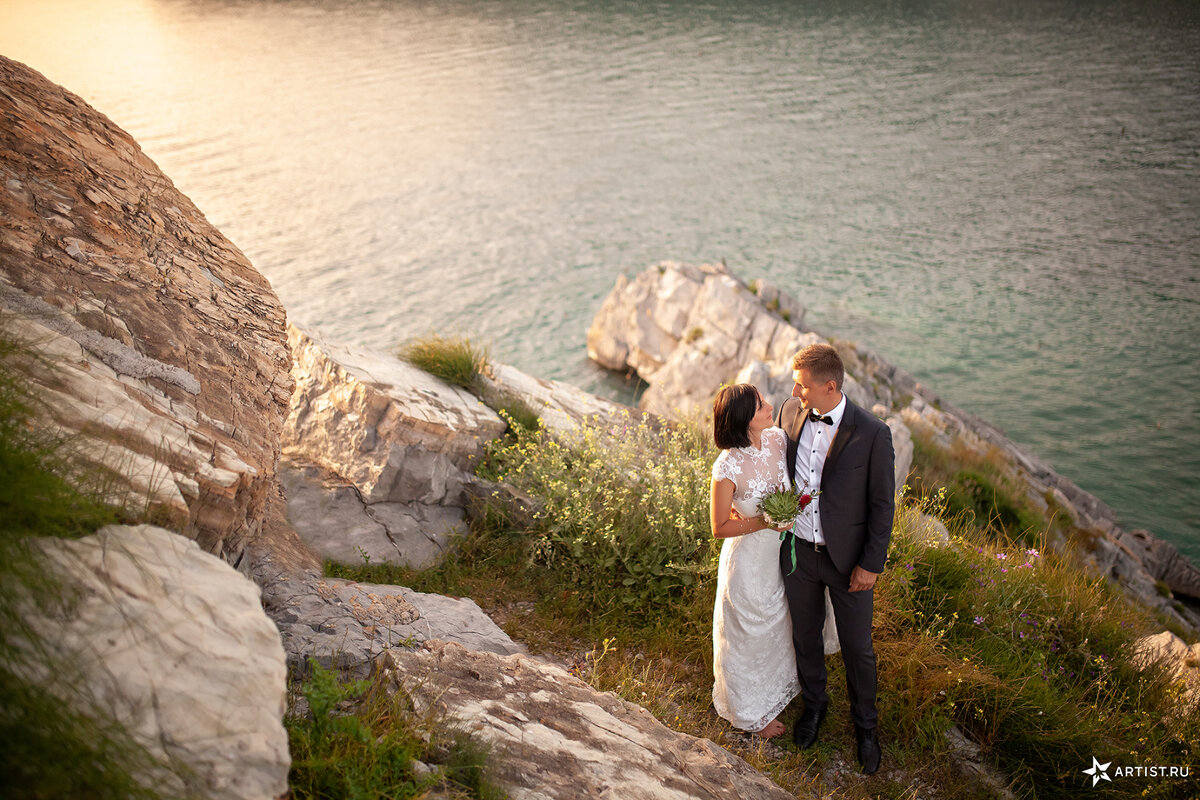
[{"xmin": 775, "ymin": 396, "xmax": 895, "ymax": 575}]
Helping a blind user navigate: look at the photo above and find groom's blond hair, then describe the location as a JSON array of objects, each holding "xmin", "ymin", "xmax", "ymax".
[{"xmin": 791, "ymin": 343, "xmax": 844, "ymax": 390}]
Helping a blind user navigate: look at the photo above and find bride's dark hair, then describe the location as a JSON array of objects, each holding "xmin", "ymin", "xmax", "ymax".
[{"xmin": 713, "ymin": 384, "xmax": 760, "ymax": 450}]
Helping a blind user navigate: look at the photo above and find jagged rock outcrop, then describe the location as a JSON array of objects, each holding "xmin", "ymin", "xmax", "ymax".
[
  {"xmin": 589, "ymin": 261, "xmax": 912, "ymax": 488},
  {"xmin": 587, "ymin": 262, "xmax": 819, "ymax": 419},
  {"xmin": 26, "ymin": 525, "xmax": 289, "ymax": 800},
  {"xmin": 385, "ymin": 640, "xmax": 797, "ymax": 800},
  {"xmin": 282, "ymin": 323, "xmax": 637, "ymax": 570},
  {"xmin": 589, "ymin": 261, "xmax": 1200, "ymax": 632},
  {"xmin": 0, "ymin": 55, "xmax": 294, "ymax": 563},
  {"xmin": 283, "ymin": 323, "xmax": 507, "ymax": 568}
]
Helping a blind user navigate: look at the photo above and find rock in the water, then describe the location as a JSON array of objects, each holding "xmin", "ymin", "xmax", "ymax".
[
  {"xmin": 385, "ymin": 640, "xmax": 795, "ymax": 800},
  {"xmin": 0, "ymin": 56, "xmax": 294, "ymax": 563},
  {"xmin": 27, "ymin": 525, "xmax": 289, "ymax": 800},
  {"xmin": 587, "ymin": 261, "xmax": 816, "ymax": 418}
]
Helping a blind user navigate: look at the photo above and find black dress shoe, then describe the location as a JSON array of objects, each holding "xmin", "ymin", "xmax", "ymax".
[
  {"xmin": 793, "ymin": 707, "xmax": 827, "ymax": 749},
  {"xmin": 856, "ymin": 725, "xmax": 881, "ymax": 775}
]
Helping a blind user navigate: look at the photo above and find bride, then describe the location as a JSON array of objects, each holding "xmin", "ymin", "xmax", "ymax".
[{"xmin": 709, "ymin": 383, "xmax": 838, "ymax": 738}]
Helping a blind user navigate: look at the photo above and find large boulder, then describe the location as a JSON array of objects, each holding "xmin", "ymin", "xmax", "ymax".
[
  {"xmin": 283, "ymin": 324, "xmax": 507, "ymax": 568},
  {"xmin": 587, "ymin": 261, "xmax": 816, "ymax": 419},
  {"xmin": 385, "ymin": 640, "xmax": 796, "ymax": 800},
  {"xmin": 0, "ymin": 56, "xmax": 294, "ymax": 563},
  {"xmin": 27, "ymin": 525, "xmax": 289, "ymax": 800},
  {"xmin": 1133, "ymin": 631, "xmax": 1200, "ymax": 703},
  {"xmin": 589, "ymin": 262, "xmax": 911, "ymax": 488}
]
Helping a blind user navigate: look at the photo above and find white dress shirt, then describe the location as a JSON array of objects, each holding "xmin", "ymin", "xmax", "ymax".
[{"xmin": 792, "ymin": 394, "xmax": 847, "ymax": 545}]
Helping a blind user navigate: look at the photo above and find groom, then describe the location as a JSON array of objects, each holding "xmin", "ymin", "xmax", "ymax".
[{"xmin": 775, "ymin": 343, "xmax": 894, "ymax": 774}]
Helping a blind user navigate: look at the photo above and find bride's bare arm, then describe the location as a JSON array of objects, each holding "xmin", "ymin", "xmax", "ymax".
[{"xmin": 711, "ymin": 478, "xmax": 774, "ymax": 538}]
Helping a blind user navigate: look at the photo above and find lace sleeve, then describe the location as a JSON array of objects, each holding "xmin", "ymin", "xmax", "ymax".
[
  {"xmin": 711, "ymin": 450, "xmax": 742, "ymax": 485},
  {"xmin": 766, "ymin": 427, "xmax": 791, "ymax": 489}
]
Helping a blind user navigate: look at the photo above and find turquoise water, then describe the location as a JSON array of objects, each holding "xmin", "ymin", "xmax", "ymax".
[{"xmin": 3, "ymin": 0, "xmax": 1197, "ymax": 558}]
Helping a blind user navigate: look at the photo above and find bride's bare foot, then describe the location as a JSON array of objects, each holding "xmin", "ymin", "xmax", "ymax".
[{"xmin": 758, "ymin": 719, "xmax": 786, "ymax": 739}]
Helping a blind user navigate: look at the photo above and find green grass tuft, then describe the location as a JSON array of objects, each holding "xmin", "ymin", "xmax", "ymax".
[{"xmin": 396, "ymin": 333, "xmax": 489, "ymax": 391}]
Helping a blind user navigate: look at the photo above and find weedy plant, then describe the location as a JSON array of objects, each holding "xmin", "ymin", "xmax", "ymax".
[
  {"xmin": 287, "ymin": 660, "xmax": 506, "ymax": 800},
  {"xmin": 478, "ymin": 408, "xmax": 719, "ymax": 624},
  {"xmin": 878, "ymin": 490, "xmax": 1199, "ymax": 799}
]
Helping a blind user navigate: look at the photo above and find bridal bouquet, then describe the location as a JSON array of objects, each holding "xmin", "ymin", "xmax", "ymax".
[{"xmin": 759, "ymin": 485, "xmax": 817, "ymax": 528}]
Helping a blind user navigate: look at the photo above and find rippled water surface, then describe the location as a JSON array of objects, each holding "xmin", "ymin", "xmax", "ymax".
[{"xmin": 3, "ymin": 0, "xmax": 1198, "ymax": 557}]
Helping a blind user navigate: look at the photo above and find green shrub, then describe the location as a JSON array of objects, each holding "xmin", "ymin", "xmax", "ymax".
[
  {"xmin": 397, "ymin": 334, "xmax": 488, "ymax": 390},
  {"xmin": 945, "ymin": 468, "xmax": 1039, "ymax": 545},
  {"xmin": 479, "ymin": 410, "xmax": 719, "ymax": 621}
]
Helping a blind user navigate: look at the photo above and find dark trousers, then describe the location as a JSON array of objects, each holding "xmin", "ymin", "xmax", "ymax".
[{"xmin": 780, "ymin": 537, "xmax": 878, "ymax": 729}]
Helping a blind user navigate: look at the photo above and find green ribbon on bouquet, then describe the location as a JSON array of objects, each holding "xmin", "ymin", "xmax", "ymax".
[{"xmin": 781, "ymin": 528, "xmax": 798, "ymax": 576}]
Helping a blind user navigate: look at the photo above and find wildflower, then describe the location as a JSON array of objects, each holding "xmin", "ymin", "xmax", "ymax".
[
  {"xmin": 1026, "ymin": 548, "xmax": 1040, "ymax": 558},
  {"xmin": 974, "ymin": 616, "xmax": 984, "ymax": 625},
  {"xmin": 996, "ymin": 553, "xmax": 1008, "ymax": 560}
]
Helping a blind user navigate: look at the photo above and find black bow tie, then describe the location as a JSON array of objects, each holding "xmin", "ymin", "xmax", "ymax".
[{"xmin": 808, "ymin": 412, "xmax": 834, "ymax": 426}]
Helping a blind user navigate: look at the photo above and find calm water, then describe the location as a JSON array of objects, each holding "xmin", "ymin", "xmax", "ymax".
[{"xmin": 3, "ymin": 0, "xmax": 1198, "ymax": 559}]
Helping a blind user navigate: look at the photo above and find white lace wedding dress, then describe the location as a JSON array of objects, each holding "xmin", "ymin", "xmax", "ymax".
[{"xmin": 711, "ymin": 425, "xmax": 839, "ymax": 733}]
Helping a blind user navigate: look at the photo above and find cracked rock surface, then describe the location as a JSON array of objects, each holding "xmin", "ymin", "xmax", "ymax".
[
  {"xmin": 385, "ymin": 641, "xmax": 795, "ymax": 800},
  {"xmin": 0, "ymin": 55, "xmax": 293, "ymax": 562}
]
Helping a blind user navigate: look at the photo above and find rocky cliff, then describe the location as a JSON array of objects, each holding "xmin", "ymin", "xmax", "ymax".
[{"xmin": 0, "ymin": 54, "xmax": 296, "ymax": 564}]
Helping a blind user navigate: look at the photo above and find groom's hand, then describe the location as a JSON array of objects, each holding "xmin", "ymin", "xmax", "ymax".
[{"xmin": 849, "ymin": 566, "xmax": 879, "ymax": 592}]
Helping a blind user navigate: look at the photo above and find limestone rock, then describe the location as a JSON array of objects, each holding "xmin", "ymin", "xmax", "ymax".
[
  {"xmin": 587, "ymin": 261, "xmax": 815, "ymax": 418},
  {"xmin": 27, "ymin": 525, "xmax": 289, "ymax": 800},
  {"xmin": 262, "ymin": 573, "xmax": 525, "ymax": 678},
  {"xmin": 0, "ymin": 56, "xmax": 293, "ymax": 562},
  {"xmin": 285, "ymin": 323, "xmax": 505, "ymax": 504},
  {"xmin": 1133, "ymin": 631, "xmax": 1200, "ymax": 702},
  {"xmin": 280, "ymin": 458, "xmax": 464, "ymax": 570},
  {"xmin": 880, "ymin": 406, "xmax": 914, "ymax": 490},
  {"xmin": 1118, "ymin": 529, "xmax": 1200, "ymax": 601},
  {"xmin": 283, "ymin": 324, "xmax": 509, "ymax": 568},
  {"xmin": 385, "ymin": 640, "xmax": 795, "ymax": 800},
  {"xmin": 481, "ymin": 362, "xmax": 632, "ymax": 435},
  {"xmin": 943, "ymin": 726, "xmax": 1018, "ymax": 800}
]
